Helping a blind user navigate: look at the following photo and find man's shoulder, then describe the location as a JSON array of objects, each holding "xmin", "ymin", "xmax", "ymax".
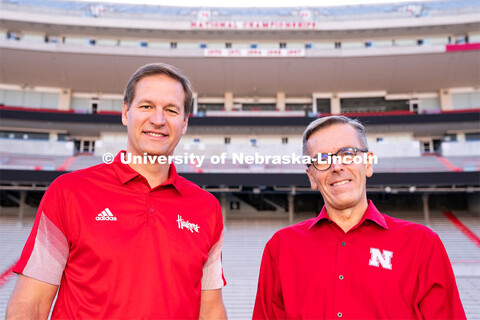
[
  {"xmin": 55, "ymin": 162, "xmax": 113, "ymax": 186},
  {"xmin": 269, "ymin": 217, "xmax": 318, "ymax": 243},
  {"xmin": 40, "ymin": 163, "xmax": 115, "ymax": 204},
  {"xmin": 383, "ymin": 213, "xmax": 439, "ymax": 238}
]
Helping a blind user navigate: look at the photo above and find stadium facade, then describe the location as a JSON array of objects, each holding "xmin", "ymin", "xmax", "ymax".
[{"xmin": 0, "ymin": 0, "xmax": 479, "ymax": 221}]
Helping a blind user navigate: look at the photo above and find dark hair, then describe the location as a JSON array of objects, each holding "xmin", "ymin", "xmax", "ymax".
[
  {"xmin": 302, "ymin": 115, "xmax": 368, "ymax": 156},
  {"xmin": 124, "ymin": 63, "xmax": 193, "ymax": 117}
]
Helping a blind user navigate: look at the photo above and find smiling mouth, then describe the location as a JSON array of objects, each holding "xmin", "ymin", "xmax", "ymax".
[
  {"xmin": 331, "ymin": 180, "xmax": 351, "ymax": 187},
  {"xmin": 144, "ymin": 131, "xmax": 167, "ymax": 137}
]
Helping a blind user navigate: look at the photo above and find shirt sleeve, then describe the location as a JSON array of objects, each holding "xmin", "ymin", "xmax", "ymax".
[
  {"xmin": 253, "ymin": 236, "xmax": 286, "ymax": 320},
  {"xmin": 201, "ymin": 199, "xmax": 226, "ymax": 290},
  {"xmin": 13, "ymin": 178, "xmax": 69, "ymax": 286},
  {"xmin": 415, "ymin": 231, "xmax": 466, "ymax": 320}
]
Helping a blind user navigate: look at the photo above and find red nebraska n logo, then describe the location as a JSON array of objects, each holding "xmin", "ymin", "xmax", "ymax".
[{"xmin": 369, "ymin": 248, "xmax": 393, "ymax": 270}]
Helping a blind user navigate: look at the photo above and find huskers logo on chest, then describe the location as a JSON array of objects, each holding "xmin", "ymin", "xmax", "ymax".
[
  {"xmin": 176, "ymin": 215, "xmax": 200, "ymax": 233},
  {"xmin": 368, "ymin": 247, "xmax": 393, "ymax": 270}
]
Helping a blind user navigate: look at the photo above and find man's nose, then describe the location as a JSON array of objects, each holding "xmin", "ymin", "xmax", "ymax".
[
  {"xmin": 331, "ymin": 160, "xmax": 344, "ymax": 172},
  {"xmin": 150, "ymin": 108, "xmax": 166, "ymax": 126}
]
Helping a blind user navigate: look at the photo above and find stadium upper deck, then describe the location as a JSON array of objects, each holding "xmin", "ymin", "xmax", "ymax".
[
  {"xmin": 2, "ymin": 0, "xmax": 479, "ymax": 20},
  {"xmin": 0, "ymin": 0, "xmax": 478, "ymax": 216},
  {"xmin": 1, "ymin": 0, "xmax": 480, "ymax": 39},
  {"xmin": 1, "ymin": 0, "xmax": 479, "ymax": 99},
  {"xmin": 0, "ymin": 1, "xmax": 479, "ymax": 155}
]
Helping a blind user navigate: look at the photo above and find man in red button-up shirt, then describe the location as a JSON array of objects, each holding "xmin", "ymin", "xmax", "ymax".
[{"xmin": 253, "ymin": 115, "xmax": 466, "ymax": 319}]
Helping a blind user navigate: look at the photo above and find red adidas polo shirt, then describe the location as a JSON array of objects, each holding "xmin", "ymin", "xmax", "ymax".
[
  {"xmin": 253, "ymin": 201, "xmax": 466, "ymax": 320},
  {"xmin": 15, "ymin": 151, "xmax": 226, "ymax": 319}
]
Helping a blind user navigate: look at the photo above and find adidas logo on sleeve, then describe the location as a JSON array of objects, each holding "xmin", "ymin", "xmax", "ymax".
[{"xmin": 96, "ymin": 208, "xmax": 117, "ymax": 221}]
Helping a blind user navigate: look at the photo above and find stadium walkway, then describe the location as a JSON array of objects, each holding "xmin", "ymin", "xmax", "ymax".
[{"xmin": 0, "ymin": 212, "xmax": 479, "ymax": 319}]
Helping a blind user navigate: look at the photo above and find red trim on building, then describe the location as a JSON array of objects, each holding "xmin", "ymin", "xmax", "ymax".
[
  {"xmin": 446, "ymin": 43, "xmax": 480, "ymax": 52},
  {"xmin": 0, "ymin": 105, "xmax": 75, "ymax": 113}
]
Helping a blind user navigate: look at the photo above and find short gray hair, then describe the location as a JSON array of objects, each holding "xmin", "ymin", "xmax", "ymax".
[{"xmin": 302, "ymin": 115, "xmax": 368, "ymax": 156}]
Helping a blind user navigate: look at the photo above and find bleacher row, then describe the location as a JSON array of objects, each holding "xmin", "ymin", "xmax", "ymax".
[
  {"xmin": 0, "ymin": 210, "xmax": 479, "ymax": 319},
  {"xmin": 1, "ymin": 153, "xmax": 479, "ymax": 173},
  {"xmin": 2, "ymin": 0, "xmax": 479, "ymax": 20}
]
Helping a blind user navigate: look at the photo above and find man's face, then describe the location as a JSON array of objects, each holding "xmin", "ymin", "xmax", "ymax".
[
  {"xmin": 305, "ymin": 123, "xmax": 373, "ymax": 212},
  {"xmin": 122, "ymin": 74, "xmax": 188, "ymax": 157}
]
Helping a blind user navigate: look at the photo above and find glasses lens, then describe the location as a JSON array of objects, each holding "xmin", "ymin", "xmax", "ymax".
[
  {"xmin": 338, "ymin": 148, "xmax": 356, "ymax": 164},
  {"xmin": 313, "ymin": 154, "xmax": 330, "ymax": 170}
]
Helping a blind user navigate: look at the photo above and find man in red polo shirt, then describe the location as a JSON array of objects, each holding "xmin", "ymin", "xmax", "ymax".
[
  {"xmin": 253, "ymin": 116, "xmax": 466, "ymax": 319},
  {"xmin": 7, "ymin": 63, "xmax": 227, "ymax": 319}
]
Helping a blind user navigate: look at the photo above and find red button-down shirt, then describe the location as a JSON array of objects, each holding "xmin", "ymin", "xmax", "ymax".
[{"xmin": 253, "ymin": 201, "xmax": 466, "ymax": 319}]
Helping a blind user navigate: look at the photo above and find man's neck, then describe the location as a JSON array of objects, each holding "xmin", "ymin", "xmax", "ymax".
[
  {"xmin": 128, "ymin": 159, "xmax": 170, "ymax": 189},
  {"xmin": 325, "ymin": 200, "xmax": 369, "ymax": 233}
]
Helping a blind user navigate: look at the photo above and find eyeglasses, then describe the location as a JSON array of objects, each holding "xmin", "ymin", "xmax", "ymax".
[{"xmin": 309, "ymin": 147, "xmax": 368, "ymax": 171}]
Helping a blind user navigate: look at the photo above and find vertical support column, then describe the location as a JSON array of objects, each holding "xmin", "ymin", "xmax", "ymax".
[
  {"xmin": 312, "ymin": 94, "xmax": 317, "ymax": 114},
  {"xmin": 49, "ymin": 132, "xmax": 58, "ymax": 142},
  {"xmin": 224, "ymin": 92, "xmax": 234, "ymax": 112},
  {"xmin": 192, "ymin": 92, "xmax": 198, "ymax": 115},
  {"xmin": 439, "ymin": 88, "xmax": 452, "ymax": 111},
  {"xmin": 422, "ymin": 193, "xmax": 430, "ymax": 227},
  {"xmin": 221, "ymin": 193, "xmax": 228, "ymax": 228},
  {"xmin": 288, "ymin": 188, "xmax": 295, "ymax": 224},
  {"xmin": 59, "ymin": 88, "xmax": 71, "ymax": 111},
  {"xmin": 18, "ymin": 191, "xmax": 26, "ymax": 223},
  {"xmin": 276, "ymin": 92, "xmax": 286, "ymax": 112},
  {"xmin": 331, "ymin": 94, "xmax": 341, "ymax": 114}
]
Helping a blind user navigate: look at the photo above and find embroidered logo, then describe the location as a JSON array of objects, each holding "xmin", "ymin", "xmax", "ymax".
[
  {"xmin": 368, "ymin": 248, "xmax": 393, "ymax": 270},
  {"xmin": 96, "ymin": 208, "xmax": 117, "ymax": 221},
  {"xmin": 176, "ymin": 215, "xmax": 200, "ymax": 233}
]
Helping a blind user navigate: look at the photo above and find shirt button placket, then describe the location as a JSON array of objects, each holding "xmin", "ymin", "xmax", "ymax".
[
  {"xmin": 146, "ymin": 193, "xmax": 154, "ymax": 225},
  {"xmin": 334, "ymin": 236, "xmax": 347, "ymax": 319},
  {"xmin": 339, "ymin": 240, "xmax": 346, "ymax": 282}
]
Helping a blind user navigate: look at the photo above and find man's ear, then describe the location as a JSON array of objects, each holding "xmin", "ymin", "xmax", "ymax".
[
  {"xmin": 306, "ymin": 167, "xmax": 318, "ymax": 191},
  {"xmin": 182, "ymin": 116, "xmax": 189, "ymax": 135},
  {"xmin": 122, "ymin": 103, "xmax": 128, "ymax": 126}
]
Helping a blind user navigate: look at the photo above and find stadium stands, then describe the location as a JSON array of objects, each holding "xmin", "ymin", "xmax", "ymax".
[
  {"xmin": 2, "ymin": 150, "xmax": 480, "ymax": 174},
  {"xmin": 0, "ymin": 0, "xmax": 479, "ymax": 316},
  {"xmin": 0, "ymin": 211, "xmax": 479, "ymax": 319}
]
